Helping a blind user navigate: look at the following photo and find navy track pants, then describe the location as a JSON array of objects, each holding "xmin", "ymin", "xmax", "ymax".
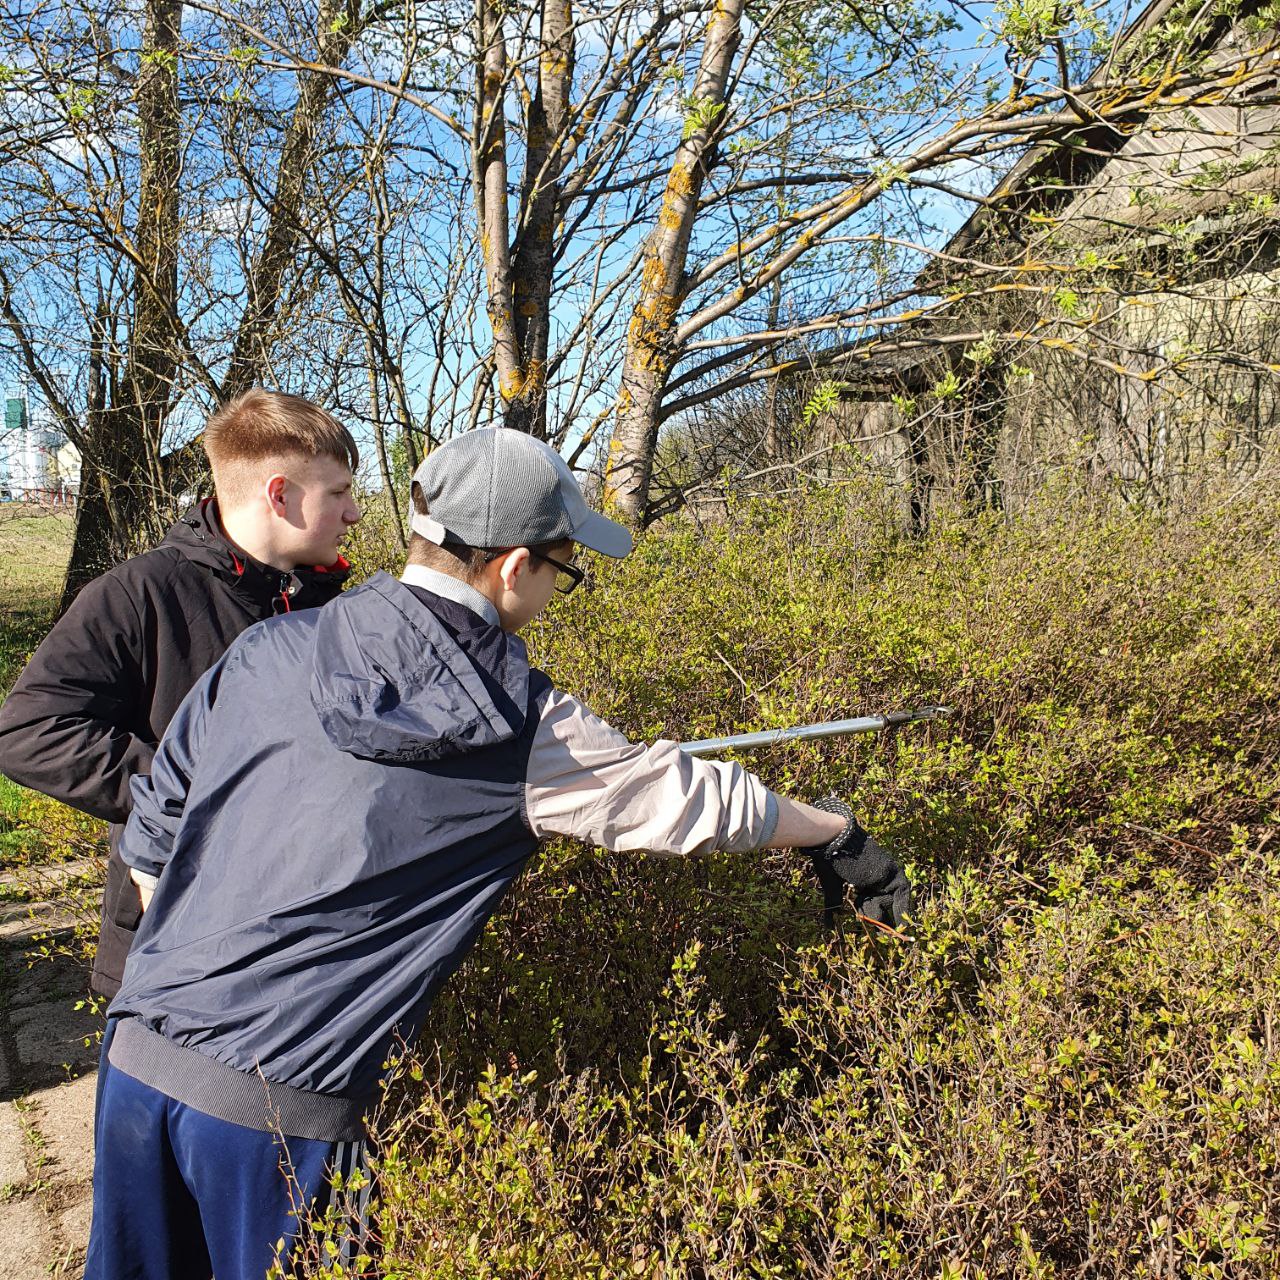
[{"xmin": 85, "ymin": 1054, "xmax": 372, "ymax": 1280}]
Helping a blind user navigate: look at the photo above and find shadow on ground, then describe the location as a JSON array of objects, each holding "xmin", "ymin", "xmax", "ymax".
[{"xmin": 0, "ymin": 905, "xmax": 101, "ymax": 1102}]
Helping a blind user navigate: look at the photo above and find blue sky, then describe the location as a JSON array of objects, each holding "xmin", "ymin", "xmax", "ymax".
[{"xmin": 0, "ymin": 0, "xmax": 1136, "ymax": 475}]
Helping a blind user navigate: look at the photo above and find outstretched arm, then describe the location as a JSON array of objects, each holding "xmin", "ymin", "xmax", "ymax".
[
  {"xmin": 763, "ymin": 794, "xmax": 846, "ymax": 849},
  {"xmin": 524, "ymin": 690, "xmax": 842, "ymax": 854}
]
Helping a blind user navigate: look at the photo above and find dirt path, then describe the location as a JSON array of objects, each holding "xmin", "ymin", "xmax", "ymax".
[{"xmin": 0, "ymin": 867, "xmax": 103, "ymax": 1277}]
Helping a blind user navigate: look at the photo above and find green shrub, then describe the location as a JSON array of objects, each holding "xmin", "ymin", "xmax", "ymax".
[
  {"xmin": 358, "ymin": 850, "xmax": 1278, "ymax": 1279},
  {"xmin": 294, "ymin": 483, "xmax": 1279, "ymax": 1278},
  {"xmin": 0, "ymin": 777, "xmax": 107, "ymax": 872}
]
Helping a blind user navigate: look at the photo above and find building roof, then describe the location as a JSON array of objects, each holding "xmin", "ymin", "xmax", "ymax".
[{"xmin": 933, "ymin": 0, "xmax": 1279, "ymax": 274}]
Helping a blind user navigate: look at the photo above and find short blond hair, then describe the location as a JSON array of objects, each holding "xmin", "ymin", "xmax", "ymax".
[{"xmin": 203, "ymin": 389, "xmax": 359, "ymax": 502}]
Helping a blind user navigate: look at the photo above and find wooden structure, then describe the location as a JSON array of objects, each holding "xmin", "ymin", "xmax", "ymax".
[{"xmin": 824, "ymin": 0, "xmax": 1280, "ymax": 519}]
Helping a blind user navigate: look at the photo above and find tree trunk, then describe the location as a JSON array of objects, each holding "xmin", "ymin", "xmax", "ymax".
[
  {"xmin": 762, "ymin": 274, "xmax": 785, "ymax": 461},
  {"xmin": 967, "ymin": 357, "xmax": 1006, "ymax": 511},
  {"xmin": 60, "ymin": 458, "xmax": 116, "ymax": 609},
  {"xmin": 62, "ymin": 407, "xmax": 166, "ymax": 606},
  {"xmin": 473, "ymin": 0, "xmax": 521, "ymax": 416},
  {"xmin": 762, "ymin": 121, "xmax": 791, "ymax": 462},
  {"xmin": 129, "ymin": 0, "xmax": 182, "ymax": 438},
  {"xmin": 63, "ymin": 0, "xmax": 182, "ymax": 602},
  {"xmin": 366, "ymin": 336, "xmax": 406, "ymax": 548},
  {"xmin": 504, "ymin": 0, "xmax": 573, "ymax": 438},
  {"xmin": 473, "ymin": 0, "xmax": 574, "ymax": 438},
  {"xmin": 604, "ymin": 0, "xmax": 743, "ymax": 523}
]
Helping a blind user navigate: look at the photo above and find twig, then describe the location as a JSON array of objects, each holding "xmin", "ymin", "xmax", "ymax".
[
  {"xmin": 713, "ymin": 648, "xmax": 751, "ymax": 698},
  {"xmin": 1007, "ymin": 866, "xmax": 1049, "ymax": 894},
  {"xmin": 851, "ymin": 911, "xmax": 913, "ymax": 942},
  {"xmin": 1122, "ymin": 822, "xmax": 1216, "ymax": 858}
]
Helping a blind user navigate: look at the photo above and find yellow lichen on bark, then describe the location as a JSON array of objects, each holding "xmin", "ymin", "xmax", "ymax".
[
  {"xmin": 651, "ymin": 294, "xmax": 678, "ymax": 327},
  {"xmin": 601, "ymin": 435, "xmax": 626, "ymax": 509},
  {"xmin": 497, "ymin": 359, "xmax": 546, "ymax": 403},
  {"xmin": 666, "ymin": 163, "xmax": 693, "ymax": 198},
  {"xmin": 640, "ymin": 255, "xmax": 667, "ymax": 293}
]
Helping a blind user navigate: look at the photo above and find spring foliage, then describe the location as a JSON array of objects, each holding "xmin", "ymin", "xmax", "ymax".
[{"xmin": 317, "ymin": 481, "xmax": 1280, "ymax": 1278}]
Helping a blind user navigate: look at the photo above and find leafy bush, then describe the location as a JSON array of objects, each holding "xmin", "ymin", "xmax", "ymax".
[
  {"xmin": 363, "ymin": 852, "xmax": 1278, "ymax": 1279},
  {"xmin": 0, "ymin": 777, "xmax": 106, "ymax": 872},
  {"xmin": 297, "ymin": 483, "xmax": 1278, "ymax": 1278},
  {"xmin": 0, "ymin": 508, "xmax": 107, "ymax": 985}
]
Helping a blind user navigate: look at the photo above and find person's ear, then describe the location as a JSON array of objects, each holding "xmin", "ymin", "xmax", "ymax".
[
  {"xmin": 265, "ymin": 473, "xmax": 289, "ymax": 517},
  {"xmin": 496, "ymin": 547, "xmax": 530, "ymax": 592}
]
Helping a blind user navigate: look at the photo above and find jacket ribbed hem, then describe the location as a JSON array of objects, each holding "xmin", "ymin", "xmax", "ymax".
[{"xmin": 108, "ymin": 1017, "xmax": 368, "ymax": 1142}]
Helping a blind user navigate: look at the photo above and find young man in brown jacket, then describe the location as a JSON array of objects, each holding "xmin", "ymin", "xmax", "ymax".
[{"xmin": 0, "ymin": 388, "xmax": 362, "ymax": 996}]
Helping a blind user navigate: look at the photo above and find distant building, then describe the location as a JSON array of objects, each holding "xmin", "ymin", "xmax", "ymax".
[
  {"xmin": 818, "ymin": 0, "xmax": 1280, "ymax": 520},
  {"xmin": 0, "ymin": 392, "xmax": 79, "ymax": 503},
  {"xmin": 56, "ymin": 440, "xmax": 82, "ymax": 494}
]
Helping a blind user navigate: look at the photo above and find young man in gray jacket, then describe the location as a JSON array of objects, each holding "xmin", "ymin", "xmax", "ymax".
[{"xmin": 87, "ymin": 427, "xmax": 909, "ymax": 1280}]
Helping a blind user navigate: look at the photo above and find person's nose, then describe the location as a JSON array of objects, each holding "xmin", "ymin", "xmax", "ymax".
[{"xmin": 345, "ymin": 499, "xmax": 362, "ymax": 525}]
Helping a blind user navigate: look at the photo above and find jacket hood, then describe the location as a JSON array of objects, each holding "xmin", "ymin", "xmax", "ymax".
[
  {"xmin": 309, "ymin": 572, "xmax": 530, "ymax": 763},
  {"xmin": 161, "ymin": 499, "xmax": 238, "ymax": 575},
  {"xmin": 162, "ymin": 498, "xmax": 349, "ymax": 611}
]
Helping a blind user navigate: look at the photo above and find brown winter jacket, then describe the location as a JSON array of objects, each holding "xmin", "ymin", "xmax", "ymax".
[{"xmin": 0, "ymin": 499, "xmax": 348, "ymax": 995}]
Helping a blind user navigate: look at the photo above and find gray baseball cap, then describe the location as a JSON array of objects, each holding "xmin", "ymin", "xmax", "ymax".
[{"xmin": 409, "ymin": 428, "xmax": 632, "ymax": 558}]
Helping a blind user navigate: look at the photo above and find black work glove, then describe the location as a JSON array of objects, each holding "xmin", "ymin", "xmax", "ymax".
[{"xmin": 800, "ymin": 795, "xmax": 912, "ymax": 931}]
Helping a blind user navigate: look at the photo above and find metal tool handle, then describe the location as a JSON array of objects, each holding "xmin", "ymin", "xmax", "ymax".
[{"xmin": 678, "ymin": 706, "xmax": 952, "ymax": 758}]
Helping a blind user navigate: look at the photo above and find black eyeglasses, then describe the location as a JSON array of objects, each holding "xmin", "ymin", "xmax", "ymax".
[
  {"xmin": 531, "ymin": 550, "xmax": 585, "ymax": 594},
  {"xmin": 484, "ymin": 548, "xmax": 585, "ymax": 595}
]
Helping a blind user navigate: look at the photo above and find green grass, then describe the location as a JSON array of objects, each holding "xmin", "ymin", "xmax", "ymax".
[
  {"xmin": 0, "ymin": 507, "xmax": 85, "ymax": 873},
  {"xmin": 0, "ymin": 505, "xmax": 72, "ymax": 695}
]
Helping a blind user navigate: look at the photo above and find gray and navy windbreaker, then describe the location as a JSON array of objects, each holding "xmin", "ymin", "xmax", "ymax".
[{"xmin": 108, "ymin": 567, "xmax": 778, "ymax": 1141}]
